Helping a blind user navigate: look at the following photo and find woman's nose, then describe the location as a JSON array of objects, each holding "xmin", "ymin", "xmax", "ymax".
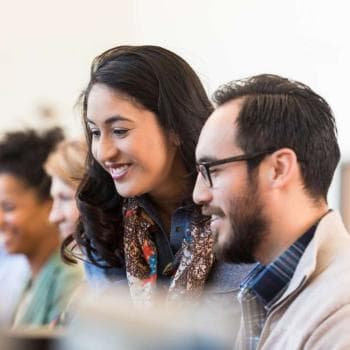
[{"xmin": 95, "ymin": 135, "xmax": 118, "ymax": 164}]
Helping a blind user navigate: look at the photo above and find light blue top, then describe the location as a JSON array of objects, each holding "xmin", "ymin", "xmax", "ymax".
[{"xmin": 0, "ymin": 246, "xmax": 30, "ymax": 326}]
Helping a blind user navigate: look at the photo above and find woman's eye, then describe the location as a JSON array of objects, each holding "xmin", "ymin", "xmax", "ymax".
[
  {"xmin": 58, "ymin": 194, "xmax": 74, "ymax": 201},
  {"xmin": 1, "ymin": 203, "xmax": 16, "ymax": 212},
  {"xmin": 90, "ymin": 129, "xmax": 101, "ymax": 138},
  {"xmin": 113, "ymin": 129, "xmax": 129, "ymax": 137}
]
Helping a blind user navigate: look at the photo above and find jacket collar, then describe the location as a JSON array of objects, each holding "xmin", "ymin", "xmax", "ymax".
[{"xmin": 272, "ymin": 210, "xmax": 348, "ymax": 308}]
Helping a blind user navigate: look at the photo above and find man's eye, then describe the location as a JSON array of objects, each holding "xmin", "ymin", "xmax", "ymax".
[{"xmin": 209, "ymin": 167, "xmax": 223, "ymax": 180}]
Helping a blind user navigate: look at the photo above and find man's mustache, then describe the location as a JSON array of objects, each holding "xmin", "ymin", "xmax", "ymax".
[{"xmin": 201, "ymin": 205, "xmax": 225, "ymax": 218}]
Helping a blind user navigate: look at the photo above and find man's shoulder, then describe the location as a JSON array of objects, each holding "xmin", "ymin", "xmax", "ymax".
[
  {"xmin": 260, "ymin": 220, "xmax": 350, "ymax": 349},
  {"xmin": 261, "ymin": 274, "xmax": 350, "ymax": 349}
]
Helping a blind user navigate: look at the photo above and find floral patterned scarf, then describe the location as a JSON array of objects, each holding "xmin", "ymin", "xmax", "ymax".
[{"xmin": 123, "ymin": 198, "xmax": 215, "ymax": 306}]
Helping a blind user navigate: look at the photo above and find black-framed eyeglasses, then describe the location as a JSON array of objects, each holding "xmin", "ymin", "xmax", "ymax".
[{"xmin": 196, "ymin": 151, "xmax": 273, "ymax": 188}]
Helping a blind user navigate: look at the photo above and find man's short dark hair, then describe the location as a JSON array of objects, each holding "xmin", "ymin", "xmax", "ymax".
[{"xmin": 213, "ymin": 74, "xmax": 340, "ymax": 201}]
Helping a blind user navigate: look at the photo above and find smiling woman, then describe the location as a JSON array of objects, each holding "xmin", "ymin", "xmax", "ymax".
[
  {"xmin": 61, "ymin": 45, "xmax": 252, "ymax": 338},
  {"xmin": 0, "ymin": 129, "xmax": 83, "ymax": 327},
  {"xmin": 86, "ymin": 84, "xmax": 183, "ymax": 200},
  {"xmin": 0, "ymin": 174, "xmax": 54, "ymax": 256}
]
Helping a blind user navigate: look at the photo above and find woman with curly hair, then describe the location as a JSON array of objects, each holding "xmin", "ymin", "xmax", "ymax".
[{"xmin": 0, "ymin": 128, "xmax": 83, "ymax": 327}]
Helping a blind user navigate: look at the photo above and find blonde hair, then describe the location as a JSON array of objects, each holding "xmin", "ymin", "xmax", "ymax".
[{"xmin": 45, "ymin": 139, "xmax": 87, "ymax": 188}]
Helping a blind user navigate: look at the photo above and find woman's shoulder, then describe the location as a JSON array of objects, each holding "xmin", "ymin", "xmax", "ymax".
[
  {"xmin": 206, "ymin": 261, "xmax": 257, "ymax": 293},
  {"xmin": 41, "ymin": 251, "xmax": 84, "ymax": 285},
  {"xmin": 84, "ymin": 260, "xmax": 127, "ymax": 287}
]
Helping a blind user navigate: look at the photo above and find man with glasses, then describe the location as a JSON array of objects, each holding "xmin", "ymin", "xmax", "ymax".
[{"xmin": 193, "ymin": 74, "xmax": 350, "ymax": 349}]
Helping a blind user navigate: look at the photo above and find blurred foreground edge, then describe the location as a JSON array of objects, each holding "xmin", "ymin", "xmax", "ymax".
[{"xmin": 0, "ymin": 327, "xmax": 62, "ymax": 350}]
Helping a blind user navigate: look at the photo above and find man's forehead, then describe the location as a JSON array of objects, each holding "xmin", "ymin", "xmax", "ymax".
[{"xmin": 196, "ymin": 99, "xmax": 242, "ymax": 160}]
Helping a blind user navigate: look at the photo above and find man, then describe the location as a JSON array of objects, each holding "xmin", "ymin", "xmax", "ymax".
[{"xmin": 193, "ymin": 74, "xmax": 350, "ymax": 349}]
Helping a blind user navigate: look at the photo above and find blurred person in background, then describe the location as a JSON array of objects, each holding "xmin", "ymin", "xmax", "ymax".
[
  {"xmin": 0, "ymin": 128, "xmax": 83, "ymax": 328},
  {"xmin": 61, "ymin": 45, "xmax": 252, "ymax": 336},
  {"xmin": 0, "ymin": 243, "xmax": 29, "ymax": 326},
  {"xmin": 45, "ymin": 139, "xmax": 87, "ymax": 240}
]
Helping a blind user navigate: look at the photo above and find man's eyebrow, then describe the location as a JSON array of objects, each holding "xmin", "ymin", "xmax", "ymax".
[
  {"xmin": 86, "ymin": 115, "xmax": 132, "ymax": 125},
  {"xmin": 196, "ymin": 156, "xmax": 217, "ymax": 164}
]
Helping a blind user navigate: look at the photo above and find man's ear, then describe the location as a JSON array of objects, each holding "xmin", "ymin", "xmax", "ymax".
[{"xmin": 265, "ymin": 148, "xmax": 298, "ymax": 188}]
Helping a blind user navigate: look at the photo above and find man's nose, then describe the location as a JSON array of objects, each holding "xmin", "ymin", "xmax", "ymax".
[{"xmin": 193, "ymin": 174, "xmax": 213, "ymax": 205}]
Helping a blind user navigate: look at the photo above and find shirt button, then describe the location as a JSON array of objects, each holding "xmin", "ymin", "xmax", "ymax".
[{"xmin": 175, "ymin": 226, "xmax": 182, "ymax": 232}]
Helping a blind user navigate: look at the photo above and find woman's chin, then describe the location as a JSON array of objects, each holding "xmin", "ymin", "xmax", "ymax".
[{"xmin": 115, "ymin": 185, "xmax": 145, "ymax": 198}]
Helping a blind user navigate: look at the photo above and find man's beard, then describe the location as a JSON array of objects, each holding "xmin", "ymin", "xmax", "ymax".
[{"xmin": 209, "ymin": 178, "xmax": 268, "ymax": 264}]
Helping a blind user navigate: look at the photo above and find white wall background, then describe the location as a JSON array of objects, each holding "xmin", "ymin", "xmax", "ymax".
[{"xmin": 1, "ymin": 0, "xmax": 348, "ymax": 208}]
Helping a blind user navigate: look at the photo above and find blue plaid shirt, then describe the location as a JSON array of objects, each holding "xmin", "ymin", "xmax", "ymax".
[{"xmin": 237, "ymin": 225, "xmax": 316, "ymax": 350}]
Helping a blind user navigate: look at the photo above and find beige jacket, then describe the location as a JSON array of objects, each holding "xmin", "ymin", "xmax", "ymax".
[{"xmin": 256, "ymin": 211, "xmax": 350, "ymax": 349}]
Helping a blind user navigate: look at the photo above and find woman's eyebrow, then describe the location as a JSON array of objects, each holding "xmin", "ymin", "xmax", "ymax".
[{"xmin": 86, "ymin": 115, "xmax": 132, "ymax": 125}]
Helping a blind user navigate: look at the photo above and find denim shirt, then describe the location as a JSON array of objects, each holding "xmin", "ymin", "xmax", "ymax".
[
  {"xmin": 84, "ymin": 196, "xmax": 254, "ymax": 329},
  {"xmin": 84, "ymin": 195, "xmax": 254, "ymax": 341},
  {"xmin": 85, "ymin": 196, "xmax": 252, "ymax": 282},
  {"xmin": 84, "ymin": 195, "xmax": 194, "ymax": 288}
]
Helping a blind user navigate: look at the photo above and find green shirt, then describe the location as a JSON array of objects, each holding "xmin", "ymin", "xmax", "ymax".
[{"xmin": 12, "ymin": 250, "xmax": 83, "ymax": 327}]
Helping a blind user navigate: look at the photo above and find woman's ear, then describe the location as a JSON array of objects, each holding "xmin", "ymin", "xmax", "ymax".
[{"xmin": 169, "ymin": 131, "xmax": 181, "ymax": 147}]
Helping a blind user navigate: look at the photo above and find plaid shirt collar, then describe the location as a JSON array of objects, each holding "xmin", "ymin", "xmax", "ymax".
[{"xmin": 241, "ymin": 225, "xmax": 316, "ymax": 310}]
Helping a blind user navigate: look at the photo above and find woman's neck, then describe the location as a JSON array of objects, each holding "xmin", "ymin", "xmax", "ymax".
[
  {"xmin": 148, "ymin": 153, "xmax": 191, "ymax": 232},
  {"xmin": 26, "ymin": 229, "xmax": 60, "ymax": 277}
]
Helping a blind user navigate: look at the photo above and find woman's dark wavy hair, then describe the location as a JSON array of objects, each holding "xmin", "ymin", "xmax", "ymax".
[
  {"xmin": 62, "ymin": 45, "xmax": 213, "ymax": 267},
  {"xmin": 0, "ymin": 127, "xmax": 64, "ymax": 200}
]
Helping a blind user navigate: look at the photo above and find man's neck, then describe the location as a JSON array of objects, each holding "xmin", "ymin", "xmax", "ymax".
[{"xmin": 256, "ymin": 200, "xmax": 329, "ymax": 265}]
